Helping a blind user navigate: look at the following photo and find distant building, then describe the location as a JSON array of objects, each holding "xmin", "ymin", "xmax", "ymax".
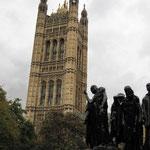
[{"xmin": 25, "ymin": 0, "xmax": 88, "ymax": 131}]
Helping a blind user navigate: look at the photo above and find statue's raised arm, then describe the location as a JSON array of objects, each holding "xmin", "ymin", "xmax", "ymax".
[{"xmin": 84, "ymin": 85, "xmax": 98, "ymax": 103}]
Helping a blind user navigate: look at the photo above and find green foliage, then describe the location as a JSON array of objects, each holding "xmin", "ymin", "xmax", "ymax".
[
  {"xmin": 9, "ymin": 98, "xmax": 26, "ymax": 124},
  {"xmin": 0, "ymin": 100, "xmax": 19, "ymax": 150},
  {"xmin": 0, "ymin": 86, "xmax": 7, "ymax": 101},
  {"xmin": 35, "ymin": 112, "xmax": 86, "ymax": 150},
  {"xmin": 18, "ymin": 120, "xmax": 36, "ymax": 150},
  {"xmin": 0, "ymin": 86, "xmax": 36, "ymax": 150},
  {"xmin": 0, "ymin": 86, "xmax": 86, "ymax": 150}
]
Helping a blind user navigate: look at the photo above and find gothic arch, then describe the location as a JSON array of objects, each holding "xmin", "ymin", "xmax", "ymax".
[
  {"xmin": 40, "ymin": 81, "xmax": 46, "ymax": 105},
  {"xmin": 52, "ymin": 40, "xmax": 57, "ymax": 60},
  {"xmin": 56, "ymin": 79, "xmax": 62, "ymax": 105},
  {"xmin": 45, "ymin": 40, "xmax": 50, "ymax": 61},
  {"xmin": 77, "ymin": 46, "xmax": 79, "ymax": 67},
  {"xmin": 59, "ymin": 39, "xmax": 65, "ymax": 59},
  {"xmin": 48, "ymin": 80, "xmax": 54, "ymax": 105}
]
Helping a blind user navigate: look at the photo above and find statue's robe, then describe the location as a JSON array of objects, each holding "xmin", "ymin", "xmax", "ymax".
[
  {"xmin": 110, "ymin": 99, "xmax": 124, "ymax": 145},
  {"xmin": 123, "ymin": 95, "xmax": 143, "ymax": 150},
  {"xmin": 85, "ymin": 88, "xmax": 111, "ymax": 148},
  {"xmin": 142, "ymin": 92, "xmax": 150, "ymax": 150}
]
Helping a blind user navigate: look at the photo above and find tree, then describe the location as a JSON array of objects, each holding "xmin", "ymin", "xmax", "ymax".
[
  {"xmin": 8, "ymin": 98, "xmax": 36, "ymax": 150},
  {"xmin": 35, "ymin": 112, "xmax": 86, "ymax": 150},
  {"xmin": 9, "ymin": 98, "xmax": 26, "ymax": 123},
  {"xmin": 0, "ymin": 86, "xmax": 7, "ymax": 101},
  {"xmin": 0, "ymin": 86, "xmax": 36, "ymax": 150},
  {"xmin": 0, "ymin": 89, "xmax": 19, "ymax": 150},
  {"xmin": 18, "ymin": 120, "xmax": 36, "ymax": 150}
]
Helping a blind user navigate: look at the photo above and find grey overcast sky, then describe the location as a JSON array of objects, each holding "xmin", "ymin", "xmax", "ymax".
[{"xmin": 0, "ymin": 0, "xmax": 150, "ymax": 110}]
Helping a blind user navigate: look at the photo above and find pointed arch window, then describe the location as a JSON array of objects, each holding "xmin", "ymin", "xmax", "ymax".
[
  {"xmin": 48, "ymin": 80, "xmax": 54, "ymax": 105},
  {"xmin": 77, "ymin": 46, "xmax": 82, "ymax": 69},
  {"xmin": 59, "ymin": 39, "xmax": 64, "ymax": 59},
  {"xmin": 56, "ymin": 80, "xmax": 62, "ymax": 105},
  {"xmin": 40, "ymin": 81, "xmax": 46, "ymax": 105},
  {"xmin": 52, "ymin": 40, "xmax": 57, "ymax": 60},
  {"xmin": 75, "ymin": 85, "xmax": 78, "ymax": 109},
  {"xmin": 45, "ymin": 41, "xmax": 50, "ymax": 61},
  {"xmin": 77, "ymin": 46, "xmax": 80, "ymax": 67},
  {"xmin": 79, "ymin": 49, "xmax": 82, "ymax": 69}
]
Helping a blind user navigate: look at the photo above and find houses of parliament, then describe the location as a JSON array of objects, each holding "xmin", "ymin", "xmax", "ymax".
[{"xmin": 25, "ymin": 0, "xmax": 88, "ymax": 130}]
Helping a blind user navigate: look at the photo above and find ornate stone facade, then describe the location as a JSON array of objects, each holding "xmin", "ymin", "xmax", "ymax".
[{"xmin": 25, "ymin": 0, "xmax": 88, "ymax": 131}]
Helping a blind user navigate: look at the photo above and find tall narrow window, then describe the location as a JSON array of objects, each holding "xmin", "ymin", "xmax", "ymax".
[
  {"xmin": 59, "ymin": 39, "xmax": 64, "ymax": 59},
  {"xmin": 79, "ymin": 49, "xmax": 82, "ymax": 69},
  {"xmin": 77, "ymin": 46, "xmax": 82, "ymax": 69},
  {"xmin": 45, "ymin": 41, "xmax": 50, "ymax": 61},
  {"xmin": 56, "ymin": 80, "xmax": 62, "ymax": 105},
  {"xmin": 52, "ymin": 40, "xmax": 57, "ymax": 60},
  {"xmin": 77, "ymin": 46, "xmax": 79, "ymax": 67},
  {"xmin": 40, "ymin": 81, "xmax": 46, "ymax": 105},
  {"xmin": 75, "ymin": 85, "xmax": 78, "ymax": 109},
  {"xmin": 48, "ymin": 80, "xmax": 54, "ymax": 104}
]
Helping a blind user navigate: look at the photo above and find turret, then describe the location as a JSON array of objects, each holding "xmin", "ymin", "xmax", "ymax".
[
  {"xmin": 80, "ymin": 4, "xmax": 88, "ymax": 113},
  {"xmin": 38, "ymin": 0, "xmax": 48, "ymax": 14},
  {"xmin": 69, "ymin": 0, "xmax": 79, "ymax": 19},
  {"xmin": 80, "ymin": 4, "xmax": 88, "ymax": 27},
  {"xmin": 62, "ymin": 0, "xmax": 79, "ymax": 113},
  {"xmin": 32, "ymin": 0, "xmax": 47, "ymax": 63},
  {"xmin": 25, "ymin": 0, "xmax": 48, "ymax": 120},
  {"xmin": 69, "ymin": 0, "xmax": 79, "ymax": 8}
]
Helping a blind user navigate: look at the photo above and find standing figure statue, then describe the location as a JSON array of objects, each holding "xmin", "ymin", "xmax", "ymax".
[
  {"xmin": 123, "ymin": 86, "xmax": 143, "ymax": 150},
  {"xmin": 142, "ymin": 83, "xmax": 150, "ymax": 150},
  {"xmin": 84, "ymin": 85, "xmax": 111, "ymax": 149},
  {"xmin": 110, "ymin": 93, "xmax": 125, "ymax": 146}
]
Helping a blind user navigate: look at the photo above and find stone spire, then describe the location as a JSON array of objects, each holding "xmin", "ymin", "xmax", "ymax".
[
  {"xmin": 57, "ymin": 0, "xmax": 68, "ymax": 13},
  {"xmin": 63, "ymin": 0, "xmax": 68, "ymax": 9},
  {"xmin": 81, "ymin": 4, "xmax": 87, "ymax": 18}
]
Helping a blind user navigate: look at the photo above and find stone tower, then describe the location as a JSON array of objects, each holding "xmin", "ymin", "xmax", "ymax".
[{"xmin": 25, "ymin": 0, "xmax": 88, "ymax": 130}]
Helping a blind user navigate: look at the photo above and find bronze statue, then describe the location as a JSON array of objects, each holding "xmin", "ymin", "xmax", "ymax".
[
  {"xmin": 142, "ymin": 83, "xmax": 150, "ymax": 150},
  {"xmin": 84, "ymin": 85, "xmax": 111, "ymax": 149},
  {"xmin": 122, "ymin": 86, "xmax": 143, "ymax": 150},
  {"xmin": 110, "ymin": 93, "xmax": 125, "ymax": 146}
]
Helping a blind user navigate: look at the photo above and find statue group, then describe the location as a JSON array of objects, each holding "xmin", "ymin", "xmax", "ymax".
[{"xmin": 84, "ymin": 83, "xmax": 150, "ymax": 150}]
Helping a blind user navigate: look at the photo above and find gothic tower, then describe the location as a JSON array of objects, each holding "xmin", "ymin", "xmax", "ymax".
[{"xmin": 25, "ymin": 0, "xmax": 88, "ymax": 130}]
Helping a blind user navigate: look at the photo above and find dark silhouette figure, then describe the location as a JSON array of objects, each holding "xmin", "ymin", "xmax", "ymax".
[
  {"xmin": 110, "ymin": 93, "xmax": 125, "ymax": 146},
  {"xmin": 142, "ymin": 83, "xmax": 150, "ymax": 150},
  {"xmin": 84, "ymin": 85, "xmax": 111, "ymax": 149},
  {"xmin": 123, "ymin": 86, "xmax": 143, "ymax": 150}
]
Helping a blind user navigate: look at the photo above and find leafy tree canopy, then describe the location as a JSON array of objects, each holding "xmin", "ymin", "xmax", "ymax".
[
  {"xmin": 0, "ymin": 100, "xmax": 19, "ymax": 150},
  {"xmin": 35, "ymin": 112, "xmax": 86, "ymax": 150},
  {"xmin": 0, "ymin": 86, "xmax": 7, "ymax": 101},
  {"xmin": 0, "ymin": 86, "xmax": 36, "ymax": 150}
]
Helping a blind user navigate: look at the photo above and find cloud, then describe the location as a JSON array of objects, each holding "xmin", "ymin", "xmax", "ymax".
[
  {"xmin": 0, "ymin": 0, "xmax": 150, "ymax": 111},
  {"xmin": 86, "ymin": 0, "xmax": 150, "ymax": 109},
  {"xmin": 0, "ymin": 0, "xmax": 35, "ymax": 107}
]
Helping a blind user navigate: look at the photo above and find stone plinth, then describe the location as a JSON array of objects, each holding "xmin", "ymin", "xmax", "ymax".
[{"xmin": 93, "ymin": 145, "xmax": 120, "ymax": 150}]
